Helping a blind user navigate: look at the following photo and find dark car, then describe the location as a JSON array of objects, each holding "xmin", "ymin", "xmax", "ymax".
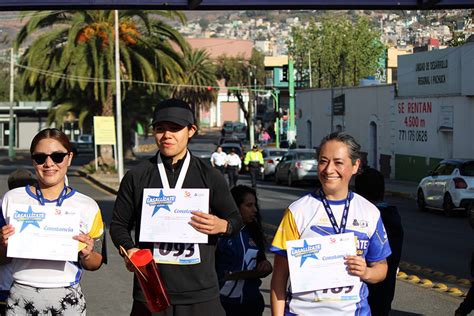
[
  {"xmin": 218, "ymin": 137, "xmax": 244, "ymax": 153},
  {"xmin": 71, "ymin": 134, "xmax": 94, "ymax": 156}
]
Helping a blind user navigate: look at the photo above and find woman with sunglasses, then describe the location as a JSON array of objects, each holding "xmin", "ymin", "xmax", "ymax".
[{"xmin": 0, "ymin": 128, "xmax": 104, "ymax": 315}]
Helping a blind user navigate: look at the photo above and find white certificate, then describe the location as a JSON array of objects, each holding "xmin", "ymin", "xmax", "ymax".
[
  {"xmin": 7, "ymin": 204, "xmax": 80, "ymax": 262},
  {"xmin": 286, "ymin": 232, "xmax": 359, "ymax": 293},
  {"xmin": 139, "ymin": 188, "xmax": 209, "ymax": 244}
]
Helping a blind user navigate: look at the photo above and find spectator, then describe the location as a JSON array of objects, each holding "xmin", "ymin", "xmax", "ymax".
[
  {"xmin": 355, "ymin": 167, "xmax": 404, "ymax": 316},
  {"xmin": 226, "ymin": 149, "xmax": 241, "ymax": 188},
  {"xmin": 216, "ymin": 185, "xmax": 272, "ymax": 316},
  {"xmin": 211, "ymin": 146, "xmax": 228, "ymax": 175}
]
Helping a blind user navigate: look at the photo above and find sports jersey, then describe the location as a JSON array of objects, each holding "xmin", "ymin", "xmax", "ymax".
[
  {"xmin": 270, "ymin": 191, "xmax": 391, "ymax": 316},
  {"xmin": 0, "ymin": 186, "xmax": 104, "ymax": 288},
  {"xmin": 216, "ymin": 226, "xmax": 266, "ymax": 305}
]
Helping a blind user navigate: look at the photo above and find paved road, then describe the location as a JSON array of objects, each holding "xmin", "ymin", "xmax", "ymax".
[{"xmin": 0, "ymin": 133, "xmax": 471, "ymax": 315}]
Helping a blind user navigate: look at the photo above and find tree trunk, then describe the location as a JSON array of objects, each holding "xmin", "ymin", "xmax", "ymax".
[{"xmin": 98, "ymin": 84, "xmax": 116, "ymax": 169}]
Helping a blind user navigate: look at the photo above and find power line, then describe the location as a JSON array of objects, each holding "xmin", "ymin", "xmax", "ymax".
[{"xmin": 0, "ymin": 55, "xmax": 267, "ymax": 92}]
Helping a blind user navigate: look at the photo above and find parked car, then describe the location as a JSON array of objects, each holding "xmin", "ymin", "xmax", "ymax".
[
  {"xmin": 218, "ymin": 136, "xmax": 244, "ymax": 154},
  {"xmin": 274, "ymin": 148, "xmax": 318, "ymax": 187},
  {"xmin": 220, "ymin": 143, "xmax": 244, "ymax": 161},
  {"xmin": 221, "ymin": 121, "xmax": 247, "ymax": 140},
  {"xmin": 71, "ymin": 134, "xmax": 94, "ymax": 156},
  {"xmin": 261, "ymin": 148, "xmax": 288, "ymax": 180},
  {"xmin": 417, "ymin": 159, "xmax": 474, "ymax": 216}
]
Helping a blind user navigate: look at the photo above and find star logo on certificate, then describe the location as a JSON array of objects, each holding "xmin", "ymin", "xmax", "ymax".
[
  {"xmin": 145, "ymin": 190, "xmax": 176, "ymax": 216},
  {"xmin": 13, "ymin": 206, "xmax": 46, "ymax": 232},
  {"xmin": 290, "ymin": 240, "xmax": 322, "ymax": 267}
]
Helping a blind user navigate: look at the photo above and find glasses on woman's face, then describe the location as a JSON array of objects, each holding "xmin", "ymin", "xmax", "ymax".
[{"xmin": 31, "ymin": 152, "xmax": 69, "ymax": 164}]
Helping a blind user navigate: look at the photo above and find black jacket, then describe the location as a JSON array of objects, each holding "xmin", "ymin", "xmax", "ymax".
[{"xmin": 110, "ymin": 152, "xmax": 243, "ymax": 304}]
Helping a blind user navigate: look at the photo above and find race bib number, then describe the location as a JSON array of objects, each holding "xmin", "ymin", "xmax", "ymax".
[
  {"xmin": 315, "ymin": 285, "xmax": 359, "ymax": 302},
  {"xmin": 153, "ymin": 242, "xmax": 201, "ymax": 265}
]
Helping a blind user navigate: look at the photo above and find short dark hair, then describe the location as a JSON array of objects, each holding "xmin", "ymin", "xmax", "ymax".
[
  {"xmin": 355, "ymin": 167, "xmax": 385, "ymax": 202},
  {"xmin": 8, "ymin": 168, "xmax": 37, "ymax": 190},
  {"xmin": 319, "ymin": 132, "xmax": 361, "ymax": 165},
  {"xmin": 30, "ymin": 128, "xmax": 72, "ymax": 154}
]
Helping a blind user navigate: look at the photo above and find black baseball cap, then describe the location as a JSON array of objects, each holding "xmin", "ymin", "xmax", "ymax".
[{"xmin": 151, "ymin": 99, "xmax": 195, "ymax": 127}]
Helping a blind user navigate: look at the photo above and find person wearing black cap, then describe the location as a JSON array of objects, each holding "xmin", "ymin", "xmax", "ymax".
[
  {"xmin": 244, "ymin": 145, "xmax": 264, "ymax": 189},
  {"xmin": 110, "ymin": 98, "xmax": 243, "ymax": 316}
]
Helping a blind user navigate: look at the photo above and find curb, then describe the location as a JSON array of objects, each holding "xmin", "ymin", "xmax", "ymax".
[
  {"xmin": 397, "ymin": 261, "xmax": 471, "ymax": 298},
  {"xmin": 76, "ymin": 170, "xmax": 119, "ymax": 195}
]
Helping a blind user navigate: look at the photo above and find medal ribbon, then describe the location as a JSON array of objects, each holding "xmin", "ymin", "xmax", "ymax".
[
  {"xmin": 318, "ymin": 189, "xmax": 351, "ymax": 234},
  {"xmin": 35, "ymin": 184, "xmax": 69, "ymax": 207},
  {"xmin": 156, "ymin": 151, "xmax": 191, "ymax": 189}
]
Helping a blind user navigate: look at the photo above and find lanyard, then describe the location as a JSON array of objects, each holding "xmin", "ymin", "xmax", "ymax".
[
  {"xmin": 318, "ymin": 189, "xmax": 351, "ymax": 234},
  {"xmin": 35, "ymin": 184, "xmax": 69, "ymax": 206},
  {"xmin": 157, "ymin": 151, "xmax": 191, "ymax": 189}
]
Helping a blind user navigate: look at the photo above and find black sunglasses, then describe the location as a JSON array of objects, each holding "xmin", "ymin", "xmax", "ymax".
[{"xmin": 31, "ymin": 152, "xmax": 69, "ymax": 164}]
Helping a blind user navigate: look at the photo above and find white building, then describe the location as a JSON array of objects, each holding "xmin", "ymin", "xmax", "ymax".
[{"xmin": 295, "ymin": 42, "xmax": 474, "ymax": 182}]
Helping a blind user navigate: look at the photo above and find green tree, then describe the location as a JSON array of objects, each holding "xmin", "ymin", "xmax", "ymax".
[
  {"xmin": 15, "ymin": 10, "xmax": 188, "ymax": 162},
  {"xmin": 172, "ymin": 48, "xmax": 217, "ymax": 126},
  {"xmin": 216, "ymin": 48, "xmax": 264, "ymax": 136},
  {"xmin": 288, "ymin": 16, "xmax": 384, "ymax": 88}
]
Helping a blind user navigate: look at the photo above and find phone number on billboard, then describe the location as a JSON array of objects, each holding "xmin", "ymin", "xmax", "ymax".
[{"xmin": 398, "ymin": 130, "xmax": 428, "ymax": 142}]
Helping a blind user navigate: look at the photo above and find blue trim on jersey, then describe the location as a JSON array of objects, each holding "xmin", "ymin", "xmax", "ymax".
[
  {"xmin": 0, "ymin": 290, "xmax": 9, "ymax": 302},
  {"xmin": 310, "ymin": 191, "xmax": 354, "ymax": 205},
  {"xmin": 366, "ymin": 217, "xmax": 392, "ymax": 263},
  {"xmin": 269, "ymin": 246, "xmax": 287, "ymax": 257},
  {"xmin": 70, "ymin": 261, "xmax": 82, "ymax": 286},
  {"xmin": 25, "ymin": 185, "xmax": 76, "ymax": 203},
  {"xmin": 0, "ymin": 208, "xmax": 5, "ymax": 227}
]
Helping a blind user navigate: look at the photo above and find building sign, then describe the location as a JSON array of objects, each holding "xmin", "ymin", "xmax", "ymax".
[
  {"xmin": 438, "ymin": 105, "xmax": 453, "ymax": 131},
  {"xmin": 395, "ymin": 98, "xmax": 436, "ymax": 154},
  {"xmin": 93, "ymin": 116, "xmax": 116, "ymax": 145},
  {"xmin": 333, "ymin": 94, "xmax": 345, "ymax": 116},
  {"xmin": 398, "ymin": 47, "xmax": 461, "ymax": 97}
]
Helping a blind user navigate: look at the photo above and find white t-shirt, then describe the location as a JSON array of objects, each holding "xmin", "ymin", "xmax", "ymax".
[
  {"xmin": 0, "ymin": 186, "xmax": 104, "ymax": 288},
  {"xmin": 226, "ymin": 154, "xmax": 242, "ymax": 169},
  {"xmin": 211, "ymin": 151, "xmax": 227, "ymax": 167}
]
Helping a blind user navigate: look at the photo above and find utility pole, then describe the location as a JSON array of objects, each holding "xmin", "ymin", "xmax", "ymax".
[
  {"xmin": 308, "ymin": 51, "xmax": 312, "ymax": 88},
  {"xmin": 287, "ymin": 58, "xmax": 296, "ymax": 144},
  {"xmin": 273, "ymin": 89, "xmax": 280, "ymax": 149},
  {"xmin": 253, "ymin": 66, "xmax": 257, "ymax": 144},
  {"xmin": 8, "ymin": 48, "xmax": 15, "ymax": 160},
  {"xmin": 248, "ymin": 67, "xmax": 255, "ymax": 148},
  {"xmin": 114, "ymin": 10, "xmax": 124, "ymax": 181}
]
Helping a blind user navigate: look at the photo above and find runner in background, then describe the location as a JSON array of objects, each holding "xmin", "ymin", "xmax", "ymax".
[{"xmin": 216, "ymin": 185, "xmax": 272, "ymax": 316}]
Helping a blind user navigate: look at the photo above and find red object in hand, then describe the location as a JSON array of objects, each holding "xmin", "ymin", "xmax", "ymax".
[{"xmin": 130, "ymin": 249, "xmax": 170, "ymax": 312}]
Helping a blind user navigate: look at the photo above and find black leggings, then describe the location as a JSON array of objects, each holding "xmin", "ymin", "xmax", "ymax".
[{"xmin": 131, "ymin": 298, "xmax": 225, "ymax": 316}]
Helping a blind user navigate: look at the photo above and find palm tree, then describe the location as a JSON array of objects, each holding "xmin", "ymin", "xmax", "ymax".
[
  {"xmin": 15, "ymin": 10, "xmax": 188, "ymax": 163},
  {"xmin": 172, "ymin": 48, "xmax": 217, "ymax": 125}
]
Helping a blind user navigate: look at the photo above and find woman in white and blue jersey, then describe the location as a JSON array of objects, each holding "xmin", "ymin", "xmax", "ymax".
[
  {"xmin": 0, "ymin": 128, "xmax": 104, "ymax": 315},
  {"xmin": 270, "ymin": 132, "xmax": 391, "ymax": 316}
]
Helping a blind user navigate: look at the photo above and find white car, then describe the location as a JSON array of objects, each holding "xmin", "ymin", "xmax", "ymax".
[
  {"xmin": 274, "ymin": 149, "xmax": 318, "ymax": 187},
  {"xmin": 261, "ymin": 148, "xmax": 287, "ymax": 180},
  {"xmin": 417, "ymin": 159, "xmax": 474, "ymax": 216}
]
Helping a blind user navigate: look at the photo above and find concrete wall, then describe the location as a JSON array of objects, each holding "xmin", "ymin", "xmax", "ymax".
[
  {"xmin": 296, "ymin": 85, "xmax": 474, "ymax": 182},
  {"xmin": 296, "ymin": 84, "xmax": 395, "ymax": 171}
]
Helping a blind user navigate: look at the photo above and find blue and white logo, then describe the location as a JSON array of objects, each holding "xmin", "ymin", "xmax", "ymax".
[
  {"xmin": 290, "ymin": 240, "xmax": 322, "ymax": 267},
  {"xmin": 13, "ymin": 206, "xmax": 46, "ymax": 232},
  {"xmin": 146, "ymin": 190, "xmax": 176, "ymax": 216}
]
